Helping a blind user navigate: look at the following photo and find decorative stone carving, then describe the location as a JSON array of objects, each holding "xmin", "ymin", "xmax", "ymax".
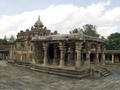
[
  {"xmin": 95, "ymin": 44, "xmax": 100, "ymax": 65},
  {"xmin": 34, "ymin": 16, "xmax": 44, "ymax": 28},
  {"xmin": 112, "ymin": 54, "xmax": 114, "ymax": 64},
  {"xmin": 67, "ymin": 47, "xmax": 71, "ymax": 65},
  {"xmin": 53, "ymin": 44, "xmax": 57, "ymax": 65},
  {"xmin": 75, "ymin": 42, "xmax": 83, "ymax": 69},
  {"xmin": 84, "ymin": 42, "xmax": 91, "ymax": 69},
  {"xmin": 101, "ymin": 45, "xmax": 105, "ymax": 65},
  {"xmin": 59, "ymin": 42, "xmax": 66, "ymax": 67},
  {"xmin": 43, "ymin": 43, "xmax": 49, "ymax": 66}
]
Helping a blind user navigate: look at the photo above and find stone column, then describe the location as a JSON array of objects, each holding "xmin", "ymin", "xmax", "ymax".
[
  {"xmin": 68, "ymin": 46, "xmax": 74, "ymax": 65},
  {"xmin": 68, "ymin": 47, "xmax": 72, "ymax": 65},
  {"xmin": 70, "ymin": 48, "xmax": 74, "ymax": 65},
  {"xmin": 20, "ymin": 56, "xmax": 23, "ymax": 61},
  {"xmin": 31, "ymin": 43, "xmax": 36, "ymax": 64},
  {"xmin": 43, "ymin": 43, "xmax": 49, "ymax": 66},
  {"xmin": 95, "ymin": 44, "xmax": 100, "ymax": 65},
  {"xmin": 105, "ymin": 54, "xmax": 109, "ymax": 64},
  {"xmin": 59, "ymin": 42, "xmax": 65, "ymax": 67},
  {"xmin": 101, "ymin": 46, "xmax": 105, "ymax": 65},
  {"xmin": 85, "ymin": 51, "xmax": 91, "ymax": 68},
  {"xmin": 75, "ymin": 42, "xmax": 82, "ymax": 69},
  {"xmin": 95, "ymin": 52, "xmax": 99, "ymax": 65},
  {"xmin": 53, "ymin": 45, "xmax": 57, "ymax": 65},
  {"xmin": 112, "ymin": 54, "xmax": 114, "ymax": 64},
  {"xmin": 115, "ymin": 55, "xmax": 119, "ymax": 63},
  {"xmin": 84, "ymin": 42, "xmax": 91, "ymax": 69}
]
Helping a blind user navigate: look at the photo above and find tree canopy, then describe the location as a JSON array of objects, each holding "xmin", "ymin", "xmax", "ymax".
[
  {"xmin": 83, "ymin": 24, "xmax": 100, "ymax": 37},
  {"xmin": 106, "ymin": 32, "xmax": 120, "ymax": 50},
  {"xmin": 0, "ymin": 35, "xmax": 16, "ymax": 45},
  {"xmin": 0, "ymin": 36, "xmax": 8, "ymax": 45},
  {"xmin": 70, "ymin": 24, "xmax": 100, "ymax": 37}
]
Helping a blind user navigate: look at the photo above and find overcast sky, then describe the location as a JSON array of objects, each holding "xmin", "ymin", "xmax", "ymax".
[{"xmin": 0, "ymin": 0, "xmax": 120, "ymax": 38}]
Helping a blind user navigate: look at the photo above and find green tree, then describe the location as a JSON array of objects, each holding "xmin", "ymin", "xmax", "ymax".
[
  {"xmin": 101, "ymin": 36, "xmax": 105, "ymax": 39},
  {"xmin": 83, "ymin": 24, "xmax": 100, "ymax": 37},
  {"xmin": 2, "ymin": 36, "xmax": 8, "ymax": 45},
  {"xmin": 69, "ymin": 24, "xmax": 100, "ymax": 37},
  {"xmin": 0, "ymin": 39, "xmax": 3, "ymax": 45},
  {"xmin": 69, "ymin": 28, "xmax": 83, "ymax": 34},
  {"xmin": 106, "ymin": 32, "xmax": 120, "ymax": 50}
]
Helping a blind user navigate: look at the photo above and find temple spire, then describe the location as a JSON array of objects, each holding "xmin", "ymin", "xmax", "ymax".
[
  {"xmin": 34, "ymin": 15, "xmax": 44, "ymax": 28},
  {"xmin": 38, "ymin": 16, "xmax": 40, "ymax": 21}
]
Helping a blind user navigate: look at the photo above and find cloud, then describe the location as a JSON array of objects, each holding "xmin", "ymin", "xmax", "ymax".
[
  {"xmin": 0, "ymin": 0, "xmax": 119, "ymax": 38},
  {"xmin": 97, "ymin": 26, "xmax": 118, "ymax": 37}
]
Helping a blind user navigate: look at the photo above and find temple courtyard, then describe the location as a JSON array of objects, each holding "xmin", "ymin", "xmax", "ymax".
[{"xmin": 0, "ymin": 61, "xmax": 119, "ymax": 90}]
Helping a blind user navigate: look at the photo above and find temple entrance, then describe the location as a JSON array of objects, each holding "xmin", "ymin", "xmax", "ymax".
[
  {"xmin": 82, "ymin": 53, "xmax": 86, "ymax": 65},
  {"xmin": 48, "ymin": 44, "xmax": 54, "ymax": 64},
  {"xmin": 90, "ymin": 53, "xmax": 94, "ymax": 64},
  {"xmin": 99, "ymin": 54, "xmax": 102, "ymax": 63},
  {"xmin": 56, "ymin": 46, "xmax": 60, "ymax": 65}
]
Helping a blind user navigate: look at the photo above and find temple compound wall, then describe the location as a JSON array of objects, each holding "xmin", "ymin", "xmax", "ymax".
[{"xmin": 9, "ymin": 17, "xmax": 105, "ymax": 71}]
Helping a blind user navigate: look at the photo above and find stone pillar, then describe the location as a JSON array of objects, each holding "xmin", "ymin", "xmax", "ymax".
[
  {"xmin": 112, "ymin": 54, "xmax": 114, "ymax": 64},
  {"xmin": 115, "ymin": 55, "xmax": 119, "ymax": 63},
  {"xmin": 101, "ymin": 46, "xmax": 105, "ymax": 65},
  {"xmin": 9, "ymin": 45, "xmax": 12, "ymax": 59},
  {"xmin": 67, "ymin": 47, "xmax": 71, "ymax": 65},
  {"xmin": 85, "ymin": 51, "xmax": 91, "ymax": 68},
  {"xmin": 71, "ymin": 48, "xmax": 74, "ymax": 65},
  {"xmin": 95, "ymin": 52, "xmax": 99, "ymax": 65},
  {"xmin": 84, "ymin": 42, "xmax": 91, "ymax": 69},
  {"xmin": 31, "ymin": 43, "xmax": 36, "ymax": 64},
  {"xmin": 20, "ymin": 56, "xmax": 23, "ymax": 61},
  {"xmin": 67, "ymin": 46, "xmax": 74, "ymax": 65},
  {"xmin": 59, "ymin": 42, "xmax": 65, "ymax": 67},
  {"xmin": 95, "ymin": 44, "xmax": 100, "ymax": 65},
  {"xmin": 53, "ymin": 45, "xmax": 57, "ymax": 65},
  {"xmin": 105, "ymin": 54, "xmax": 109, "ymax": 64},
  {"xmin": 75, "ymin": 42, "xmax": 82, "ymax": 69},
  {"xmin": 43, "ymin": 43, "xmax": 49, "ymax": 66}
]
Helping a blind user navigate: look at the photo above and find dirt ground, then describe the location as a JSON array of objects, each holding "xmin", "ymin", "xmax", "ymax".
[{"xmin": 0, "ymin": 61, "xmax": 120, "ymax": 90}]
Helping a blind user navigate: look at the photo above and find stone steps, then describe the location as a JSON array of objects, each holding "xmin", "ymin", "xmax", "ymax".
[{"xmin": 93, "ymin": 65, "xmax": 111, "ymax": 77}]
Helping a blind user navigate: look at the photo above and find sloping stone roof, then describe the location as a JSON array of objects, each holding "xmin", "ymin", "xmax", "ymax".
[{"xmin": 32, "ymin": 33, "xmax": 105, "ymax": 42}]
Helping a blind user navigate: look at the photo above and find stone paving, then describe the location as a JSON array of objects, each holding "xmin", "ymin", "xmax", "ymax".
[{"xmin": 0, "ymin": 61, "xmax": 120, "ymax": 90}]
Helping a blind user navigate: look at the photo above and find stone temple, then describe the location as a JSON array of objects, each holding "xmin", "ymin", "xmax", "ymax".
[{"xmin": 9, "ymin": 16, "xmax": 111, "ymax": 78}]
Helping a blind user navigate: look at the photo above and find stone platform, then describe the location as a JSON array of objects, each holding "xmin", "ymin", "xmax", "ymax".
[
  {"xmin": 8, "ymin": 61, "xmax": 111, "ymax": 79},
  {"xmin": 9, "ymin": 61, "xmax": 90, "ymax": 79}
]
